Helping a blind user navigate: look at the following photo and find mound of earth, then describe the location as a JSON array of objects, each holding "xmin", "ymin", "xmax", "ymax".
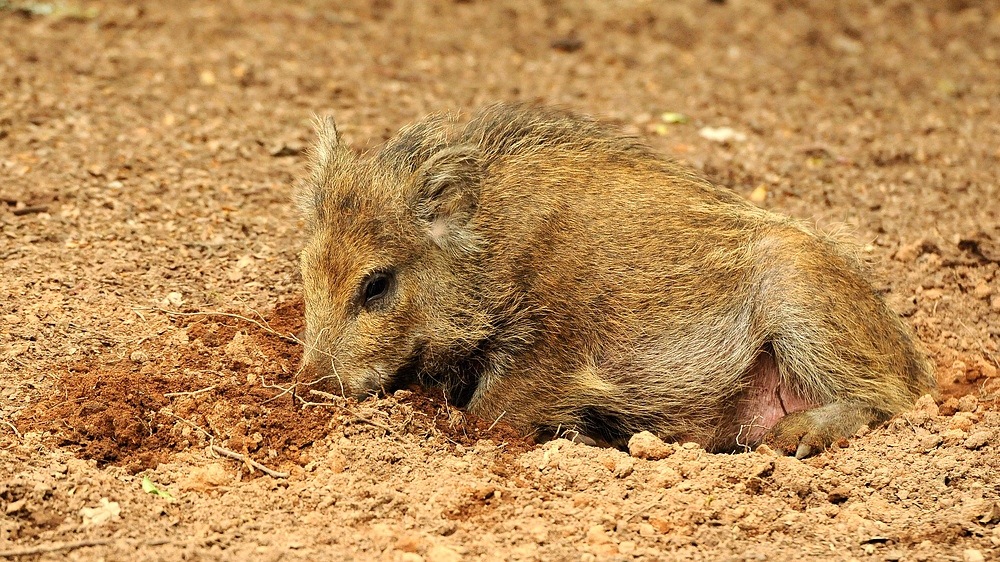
[{"xmin": 2, "ymin": 0, "xmax": 999, "ymax": 560}]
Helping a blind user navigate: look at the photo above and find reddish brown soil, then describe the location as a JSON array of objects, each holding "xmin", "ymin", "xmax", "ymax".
[
  {"xmin": 2, "ymin": 1, "xmax": 1000, "ymax": 560},
  {"xmin": 15, "ymin": 299, "xmax": 525, "ymax": 477}
]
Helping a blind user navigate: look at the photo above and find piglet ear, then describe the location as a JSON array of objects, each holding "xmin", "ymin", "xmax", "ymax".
[
  {"xmin": 298, "ymin": 116, "xmax": 349, "ymax": 230},
  {"xmin": 410, "ymin": 144, "xmax": 483, "ymax": 255},
  {"xmin": 312, "ymin": 115, "xmax": 342, "ymax": 168}
]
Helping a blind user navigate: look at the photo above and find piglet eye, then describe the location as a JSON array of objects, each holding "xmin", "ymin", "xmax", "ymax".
[{"xmin": 362, "ymin": 271, "xmax": 393, "ymax": 305}]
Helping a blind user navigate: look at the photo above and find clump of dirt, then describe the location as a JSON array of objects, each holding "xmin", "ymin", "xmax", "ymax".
[
  {"xmin": 17, "ymin": 299, "xmax": 324, "ymax": 473},
  {"xmin": 397, "ymin": 386, "xmax": 535, "ymax": 454},
  {"xmin": 30, "ymin": 367, "xmax": 193, "ymax": 469},
  {"xmin": 3, "ymin": 0, "xmax": 1000, "ymax": 559},
  {"xmin": 18, "ymin": 298, "xmax": 531, "ymax": 476}
]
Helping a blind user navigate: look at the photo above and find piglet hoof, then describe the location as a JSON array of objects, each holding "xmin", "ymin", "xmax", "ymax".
[
  {"xmin": 763, "ymin": 402, "xmax": 888, "ymax": 459},
  {"xmin": 761, "ymin": 403, "xmax": 879, "ymax": 459},
  {"xmin": 761, "ymin": 411, "xmax": 826, "ymax": 458}
]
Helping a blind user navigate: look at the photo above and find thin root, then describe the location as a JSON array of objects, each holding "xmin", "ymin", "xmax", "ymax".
[
  {"xmin": 1, "ymin": 419, "xmax": 22, "ymax": 439},
  {"xmin": 210, "ymin": 444, "xmax": 290, "ymax": 479},
  {"xmin": 133, "ymin": 307, "xmax": 299, "ymax": 343},
  {"xmin": 346, "ymin": 415, "xmax": 409, "ymax": 446},
  {"xmin": 0, "ymin": 539, "xmax": 113, "ymax": 557},
  {"xmin": 486, "ymin": 411, "xmax": 506, "ymax": 433},
  {"xmin": 735, "ymin": 415, "xmax": 766, "ymax": 453},
  {"xmin": 625, "ymin": 491, "xmax": 667, "ymax": 522},
  {"xmin": 163, "ymin": 386, "xmax": 216, "ymax": 398}
]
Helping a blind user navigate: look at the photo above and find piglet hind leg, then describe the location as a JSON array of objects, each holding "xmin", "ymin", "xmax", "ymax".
[
  {"xmin": 745, "ymin": 229, "xmax": 933, "ymax": 459},
  {"xmin": 761, "ymin": 402, "xmax": 887, "ymax": 459},
  {"xmin": 727, "ymin": 346, "xmax": 887, "ymax": 458}
]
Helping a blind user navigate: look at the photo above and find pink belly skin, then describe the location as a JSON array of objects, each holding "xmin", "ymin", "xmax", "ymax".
[{"xmin": 731, "ymin": 349, "xmax": 817, "ymax": 447}]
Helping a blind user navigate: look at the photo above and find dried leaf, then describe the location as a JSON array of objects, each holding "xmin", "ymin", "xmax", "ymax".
[{"xmin": 699, "ymin": 126, "xmax": 747, "ymax": 143}]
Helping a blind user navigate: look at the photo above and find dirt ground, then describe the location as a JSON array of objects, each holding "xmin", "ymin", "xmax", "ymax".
[{"xmin": 2, "ymin": 0, "xmax": 1000, "ymax": 560}]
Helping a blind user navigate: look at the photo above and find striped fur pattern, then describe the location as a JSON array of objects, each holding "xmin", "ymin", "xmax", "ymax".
[{"xmin": 297, "ymin": 103, "xmax": 935, "ymax": 455}]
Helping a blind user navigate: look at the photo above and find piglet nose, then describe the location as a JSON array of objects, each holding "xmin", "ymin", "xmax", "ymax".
[
  {"xmin": 294, "ymin": 355, "xmax": 352, "ymax": 399},
  {"xmin": 353, "ymin": 389, "xmax": 377, "ymax": 402}
]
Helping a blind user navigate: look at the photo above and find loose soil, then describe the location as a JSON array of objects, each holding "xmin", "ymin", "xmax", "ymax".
[{"xmin": 2, "ymin": 1, "xmax": 1000, "ymax": 560}]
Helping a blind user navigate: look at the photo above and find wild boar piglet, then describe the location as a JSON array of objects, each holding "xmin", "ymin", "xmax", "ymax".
[{"xmin": 297, "ymin": 103, "xmax": 935, "ymax": 458}]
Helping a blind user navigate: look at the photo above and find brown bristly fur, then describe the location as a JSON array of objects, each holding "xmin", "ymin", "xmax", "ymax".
[{"xmin": 296, "ymin": 103, "xmax": 936, "ymax": 456}]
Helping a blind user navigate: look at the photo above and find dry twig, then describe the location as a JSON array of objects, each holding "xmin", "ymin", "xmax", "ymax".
[
  {"xmin": 259, "ymin": 377, "xmax": 297, "ymax": 405},
  {"xmin": 160, "ymin": 411, "xmax": 289, "ymax": 478},
  {"xmin": 162, "ymin": 411, "xmax": 213, "ymax": 442},
  {"xmin": 163, "ymin": 385, "xmax": 216, "ymax": 398},
  {"xmin": 1, "ymin": 419, "xmax": 21, "ymax": 439},
  {"xmin": 132, "ymin": 307, "xmax": 299, "ymax": 343},
  {"xmin": 210, "ymin": 444, "xmax": 290, "ymax": 479},
  {"xmin": 486, "ymin": 411, "xmax": 506, "ymax": 433},
  {"xmin": 11, "ymin": 205, "xmax": 48, "ymax": 216},
  {"xmin": 0, "ymin": 538, "xmax": 112, "ymax": 557},
  {"xmin": 0, "ymin": 537, "xmax": 175, "ymax": 558},
  {"xmin": 68, "ymin": 322, "xmax": 117, "ymax": 344},
  {"xmin": 625, "ymin": 491, "xmax": 668, "ymax": 522},
  {"xmin": 346, "ymin": 415, "xmax": 401, "ymax": 438}
]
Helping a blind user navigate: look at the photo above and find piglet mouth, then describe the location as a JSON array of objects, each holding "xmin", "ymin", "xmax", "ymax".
[
  {"xmin": 351, "ymin": 388, "xmax": 380, "ymax": 402},
  {"xmin": 351, "ymin": 366, "xmax": 397, "ymax": 400},
  {"xmin": 349, "ymin": 363, "xmax": 423, "ymax": 402},
  {"xmin": 293, "ymin": 359, "xmax": 352, "ymax": 399}
]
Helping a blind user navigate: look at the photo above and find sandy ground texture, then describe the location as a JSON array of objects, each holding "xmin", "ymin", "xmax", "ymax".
[{"xmin": 2, "ymin": 0, "xmax": 1000, "ymax": 560}]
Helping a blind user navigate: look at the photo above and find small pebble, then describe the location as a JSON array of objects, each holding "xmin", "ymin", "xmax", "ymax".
[
  {"xmin": 650, "ymin": 466, "xmax": 682, "ymax": 488},
  {"xmin": 648, "ymin": 518, "xmax": 670, "ymax": 533},
  {"xmin": 425, "ymin": 546, "xmax": 460, "ymax": 562},
  {"xmin": 957, "ymin": 394, "xmax": 979, "ymax": 413},
  {"xmin": 973, "ymin": 283, "xmax": 992, "ymax": 299},
  {"xmin": 586, "ymin": 524, "xmax": 612, "ymax": 546},
  {"xmin": 950, "ymin": 413, "xmax": 977, "ymax": 431},
  {"xmin": 977, "ymin": 359, "xmax": 997, "ymax": 379},
  {"xmin": 951, "ymin": 360, "xmax": 968, "ymax": 383},
  {"xmin": 699, "ymin": 126, "xmax": 747, "ymax": 143},
  {"xmin": 941, "ymin": 428, "xmax": 968, "ymax": 446},
  {"xmin": 755, "ymin": 443, "xmax": 778, "ymax": 456},
  {"xmin": 628, "ymin": 431, "xmax": 673, "ymax": 460},
  {"xmin": 964, "ymin": 431, "xmax": 992, "ymax": 450},
  {"xmin": 5, "ymin": 498, "xmax": 27, "ymax": 515},
  {"xmin": 827, "ymin": 485, "xmax": 852, "ymax": 503},
  {"xmin": 922, "ymin": 288, "xmax": 944, "ymax": 300},
  {"xmin": 893, "ymin": 242, "xmax": 921, "ymax": 262},
  {"xmin": 613, "ymin": 457, "xmax": 634, "ymax": 478},
  {"xmin": 919, "ymin": 434, "xmax": 943, "ymax": 450},
  {"xmin": 396, "ymin": 535, "xmax": 421, "ymax": 553},
  {"xmin": 160, "ymin": 291, "xmax": 183, "ymax": 307},
  {"xmin": 913, "ymin": 394, "xmax": 939, "ymax": 416},
  {"xmin": 964, "ymin": 549, "xmax": 985, "ymax": 562},
  {"xmin": 939, "ymin": 397, "xmax": 960, "ymax": 416}
]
